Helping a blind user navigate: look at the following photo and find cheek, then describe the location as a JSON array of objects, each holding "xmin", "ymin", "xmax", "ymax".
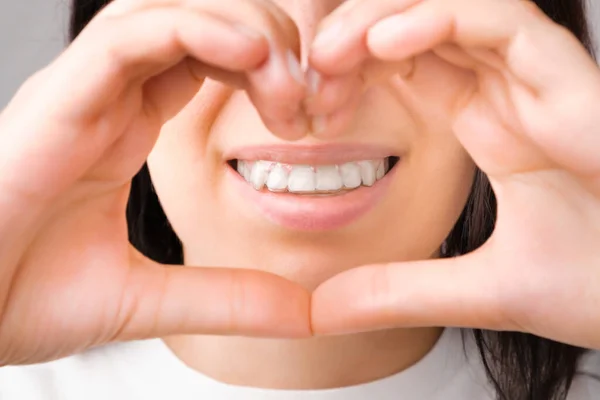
[
  {"xmin": 145, "ymin": 84, "xmax": 232, "ymax": 244},
  {"xmin": 408, "ymin": 144, "xmax": 476, "ymax": 257},
  {"xmin": 371, "ymin": 142, "xmax": 475, "ymax": 262},
  {"xmin": 375, "ymin": 56, "xmax": 477, "ymax": 259}
]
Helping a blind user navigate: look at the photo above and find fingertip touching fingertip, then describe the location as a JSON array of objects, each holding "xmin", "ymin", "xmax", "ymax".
[{"xmin": 286, "ymin": 49, "xmax": 306, "ymax": 86}]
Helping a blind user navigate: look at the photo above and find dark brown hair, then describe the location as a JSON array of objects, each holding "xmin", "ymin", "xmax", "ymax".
[{"xmin": 70, "ymin": 1, "xmax": 595, "ymax": 398}]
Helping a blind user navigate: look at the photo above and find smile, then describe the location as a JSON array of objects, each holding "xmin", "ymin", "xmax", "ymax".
[
  {"xmin": 230, "ymin": 157, "xmax": 399, "ymax": 194},
  {"xmin": 225, "ymin": 145, "xmax": 400, "ymax": 230}
]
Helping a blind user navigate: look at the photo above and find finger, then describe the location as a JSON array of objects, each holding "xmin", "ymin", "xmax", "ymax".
[
  {"xmin": 303, "ymin": 59, "xmax": 414, "ymax": 135},
  {"xmin": 110, "ymin": 2, "xmax": 307, "ymax": 140},
  {"xmin": 189, "ymin": 0, "xmax": 308, "ymax": 139},
  {"xmin": 366, "ymin": 0, "xmax": 600, "ymax": 176},
  {"xmin": 56, "ymin": 7, "xmax": 269, "ymax": 125},
  {"xmin": 246, "ymin": 46, "xmax": 308, "ymax": 140},
  {"xmin": 0, "ymin": 7, "xmax": 270, "ymax": 211},
  {"xmin": 433, "ymin": 44, "xmax": 477, "ymax": 69},
  {"xmin": 310, "ymin": 89, "xmax": 363, "ymax": 137},
  {"xmin": 101, "ymin": 0, "xmax": 308, "ymax": 139},
  {"xmin": 361, "ymin": 58, "xmax": 416, "ymax": 84},
  {"xmin": 309, "ymin": 0, "xmax": 421, "ymax": 74},
  {"xmin": 311, "ymin": 249, "xmax": 512, "ymax": 335},
  {"xmin": 451, "ymin": 89, "xmax": 554, "ymax": 176},
  {"xmin": 366, "ymin": 0, "xmax": 600, "ymax": 96},
  {"xmin": 303, "ymin": 57, "xmax": 413, "ymax": 124},
  {"xmin": 116, "ymin": 255, "xmax": 312, "ymax": 340},
  {"xmin": 433, "ymin": 46, "xmax": 510, "ymax": 80},
  {"xmin": 103, "ymin": 0, "xmax": 301, "ymax": 70},
  {"xmin": 304, "ymin": 73, "xmax": 361, "ymax": 116},
  {"xmin": 104, "ymin": 0, "xmax": 299, "ymax": 46}
]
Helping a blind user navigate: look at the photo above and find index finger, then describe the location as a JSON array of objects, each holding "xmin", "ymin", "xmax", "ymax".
[
  {"xmin": 308, "ymin": 0, "xmax": 421, "ymax": 75},
  {"xmin": 311, "ymin": 252, "xmax": 508, "ymax": 335},
  {"xmin": 116, "ymin": 256, "xmax": 312, "ymax": 340}
]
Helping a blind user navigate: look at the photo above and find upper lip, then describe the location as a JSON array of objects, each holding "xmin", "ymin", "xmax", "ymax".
[{"xmin": 224, "ymin": 144, "xmax": 400, "ymax": 165}]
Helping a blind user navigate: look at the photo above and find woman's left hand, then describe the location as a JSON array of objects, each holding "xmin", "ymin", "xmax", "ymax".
[{"xmin": 308, "ymin": 0, "xmax": 600, "ymax": 350}]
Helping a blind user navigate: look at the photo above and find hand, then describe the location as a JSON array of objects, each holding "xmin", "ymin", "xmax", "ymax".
[
  {"xmin": 309, "ymin": 0, "xmax": 600, "ymax": 350},
  {"xmin": 0, "ymin": 0, "xmax": 312, "ymax": 365}
]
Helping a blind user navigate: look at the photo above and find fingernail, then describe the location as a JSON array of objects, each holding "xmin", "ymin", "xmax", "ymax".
[
  {"xmin": 312, "ymin": 21, "xmax": 345, "ymax": 51},
  {"xmin": 311, "ymin": 115, "xmax": 327, "ymax": 134},
  {"xmin": 287, "ymin": 50, "xmax": 305, "ymax": 85},
  {"xmin": 306, "ymin": 68, "xmax": 322, "ymax": 96}
]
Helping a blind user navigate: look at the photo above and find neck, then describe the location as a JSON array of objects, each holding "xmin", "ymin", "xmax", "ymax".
[{"xmin": 163, "ymin": 327, "xmax": 443, "ymax": 389}]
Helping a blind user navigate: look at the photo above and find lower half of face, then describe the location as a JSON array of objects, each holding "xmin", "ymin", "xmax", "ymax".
[{"xmin": 148, "ymin": 55, "xmax": 476, "ymax": 289}]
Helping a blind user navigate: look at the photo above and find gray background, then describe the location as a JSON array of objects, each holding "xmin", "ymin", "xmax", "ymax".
[{"xmin": 1, "ymin": 0, "xmax": 599, "ymax": 108}]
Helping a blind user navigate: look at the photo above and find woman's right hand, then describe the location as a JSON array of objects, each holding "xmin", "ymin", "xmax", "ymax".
[{"xmin": 0, "ymin": 0, "xmax": 311, "ymax": 366}]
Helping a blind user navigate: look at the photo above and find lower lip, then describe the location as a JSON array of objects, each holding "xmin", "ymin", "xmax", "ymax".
[{"xmin": 227, "ymin": 165, "xmax": 396, "ymax": 231}]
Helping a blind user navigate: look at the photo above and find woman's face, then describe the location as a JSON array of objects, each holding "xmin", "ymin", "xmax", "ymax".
[{"xmin": 147, "ymin": 0, "xmax": 476, "ymax": 289}]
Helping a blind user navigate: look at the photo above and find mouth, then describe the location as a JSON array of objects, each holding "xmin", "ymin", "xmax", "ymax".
[
  {"xmin": 226, "ymin": 156, "xmax": 399, "ymax": 195},
  {"xmin": 224, "ymin": 145, "xmax": 401, "ymax": 231}
]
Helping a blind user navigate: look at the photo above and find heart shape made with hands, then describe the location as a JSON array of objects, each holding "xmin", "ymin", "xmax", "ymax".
[
  {"xmin": 70, "ymin": 0, "xmax": 600, "ymax": 353},
  {"xmin": 2, "ymin": 0, "xmax": 600, "ymax": 369}
]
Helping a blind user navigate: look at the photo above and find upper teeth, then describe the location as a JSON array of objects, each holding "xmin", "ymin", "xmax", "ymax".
[{"xmin": 237, "ymin": 158, "xmax": 390, "ymax": 193}]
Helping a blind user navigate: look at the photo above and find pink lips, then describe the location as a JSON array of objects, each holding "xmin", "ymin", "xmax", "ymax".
[
  {"xmin": 225, "ymin": 144, "xmax": 399, "ymax": 231},
  {"xmin": 223, "ymin": 143, "xmax": 396, "ymax": 165}
]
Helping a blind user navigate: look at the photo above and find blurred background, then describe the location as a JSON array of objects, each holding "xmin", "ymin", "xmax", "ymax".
[{"xmin": 1, "ymin": 0, "xmax": 599, "ymax": 108}]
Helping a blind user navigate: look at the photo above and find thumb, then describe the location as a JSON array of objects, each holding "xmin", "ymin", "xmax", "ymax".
[
  {"xmin": 114, "ymin": 251, "xmax": 312, "ymax": 341},
  {"xmin": 311, "ymin": 248, "xmax": 508, "ymax": 335}
]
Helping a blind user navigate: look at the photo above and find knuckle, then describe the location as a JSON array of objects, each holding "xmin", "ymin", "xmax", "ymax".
[
  {"xmin": 95, "ymin": 2, "xmax": 127, "ymax": 20},
  {"xmin": 11, "ymin": 67, "xmax": 51, "ymax": 101},
  {"xmin": 518, "ymin": 0, "xmax": 547, "ymax": 19},
  {"xmin": 79, "ymin": 19, "xmax": 131, "ymax": 76}
]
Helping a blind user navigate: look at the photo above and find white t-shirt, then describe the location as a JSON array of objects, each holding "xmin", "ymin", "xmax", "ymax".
[{"xmin": 0, "ymin": 328, "xmax": 598, "ymax": 399}]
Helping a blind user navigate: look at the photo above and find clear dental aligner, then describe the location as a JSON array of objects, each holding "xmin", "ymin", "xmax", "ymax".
[{"xmin": 235, "ymin": 158, "xmax": 394, "ymax": 194}]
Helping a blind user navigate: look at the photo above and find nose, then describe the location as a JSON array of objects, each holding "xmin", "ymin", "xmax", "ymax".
[{"xmin": 275, "ymin": 0, "xmax": 343, "ymax": 67}]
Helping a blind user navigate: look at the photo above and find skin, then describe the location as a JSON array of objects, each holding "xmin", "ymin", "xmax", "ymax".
[
  {"xmin": 309, "ymin": 0, "xmax": 600, "ymax": 352},
  {"xmin": 150, "ymin": 0, "xmax": 474, "ymax": 384},
  {"xmin": 0, "ymin": 0, "xmax": 598, "ymax": 391}
]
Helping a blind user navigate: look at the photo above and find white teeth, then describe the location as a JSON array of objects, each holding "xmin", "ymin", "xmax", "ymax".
[
  {"xmin": 376, "ymin": 160, "xmax": 385, "ymax": 180},
  {"xmin": 237, "ymin": 160, "xmax": 245, "ymax": 177},
  {"xmin": 339, "ymin": 162, "xmax": 362, "ymax": 189},
  {"xmin": 250, "ymin": 161, "xmax": 271, "ymax": 190},
  {"xmin": 315, "ymin": 166, "xmax": 343, "ymax": 191},
  {"xmin": 288, "ymin": 166, "xmax": 316, "ymax": 193},
  {"xmin": 266, "ymin": 164, "xmax": 289, "ymax": 191},
  {"xmin": 238, "ymin": 160, "xmax": 252, "ymax": 181},
  {"xmin": 358, "ymin": 160, "xmax": 376, "ymax": 187},
  {"xmin": 237, "ymin": 158, "xmax": 393, "ymax": 194}
]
